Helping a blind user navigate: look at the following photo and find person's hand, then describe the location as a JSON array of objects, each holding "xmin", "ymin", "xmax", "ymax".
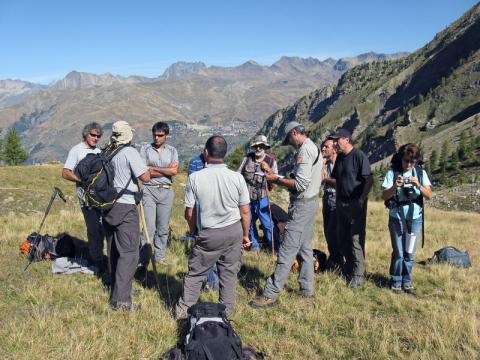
[
  {"xmin": 409, "ymin": 176, "xmax": 421, "ymax": 188},
  {"xmin": 395, "ymin": 174, "xmax": 404, "ymax": 188},
  {"xmin": 260, "ymin": 161, "xmax": 272, "ymax": 174},
  {"xmin": 169, "ymin": 162, "xmax": 179, "ymax": 168},
  {"xmin": 265, "ymin": 173, "xmax": 278, "ymax": 183},
  {"xmin": 242, "ymin": 236, "xmax": 251, "ymax": 249}
]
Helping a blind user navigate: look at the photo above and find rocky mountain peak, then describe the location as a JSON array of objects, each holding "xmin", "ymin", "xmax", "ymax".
[{"xmin": 162, "ymin": 61, "xmax": 207, "ymax": 78}]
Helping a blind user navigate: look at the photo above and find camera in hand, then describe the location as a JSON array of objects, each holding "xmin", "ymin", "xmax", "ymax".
[{"xmin": 402, "ymin": 185, "xmax": 416, "ymax": 198}]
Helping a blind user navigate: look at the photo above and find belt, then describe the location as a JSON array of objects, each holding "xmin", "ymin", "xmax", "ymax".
[
  {"xmin": 145, "ymin": 184, "xmax": 171, "ymax": 189},
  {"xmin": 292, "ymin": 195, "xmax": 318, "ymax": 203}
]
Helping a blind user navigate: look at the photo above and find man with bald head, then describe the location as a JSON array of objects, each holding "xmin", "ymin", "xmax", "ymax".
[{"xmin": 175, "ymin": 136, "xmax": 250, "ymax": 318}]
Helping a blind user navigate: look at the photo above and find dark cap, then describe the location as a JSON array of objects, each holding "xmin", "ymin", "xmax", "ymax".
[
  {"xmin": 281, "ymin": 121, "xmax": 303, "ymax": 145},
  {"xmin": 328, "ymin": 128, "xmax": 351, "ymax": 140}
]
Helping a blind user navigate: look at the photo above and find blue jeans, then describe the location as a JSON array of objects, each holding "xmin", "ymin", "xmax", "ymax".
[
  {"xmin": 388, "ymin": 216, "xmax": 422, "ymax": 287},
  {"xmin": 249, "ymin": 196, "xmax": 274, "ymax": 250}
]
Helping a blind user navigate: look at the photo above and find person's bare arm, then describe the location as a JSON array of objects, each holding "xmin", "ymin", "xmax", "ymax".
[
  {"xmin": 239, "ymin": 204, "xmax": 251, "ymax": 248},
  {"xmin": 139, "ymin": 170, "xmax": 151, "ymax": 183},
  {"xmin": 62, "ymin": 168, "xmax": 80, "ymax": 183},
  {"xmin": 184, "ymin": 207, "xmax": 196, "ymax": 235},
  {"xmin": 265, "ymin": 173, "xmax": 296, "ymax": 190},
  {"xmin": 148, "ymin": 162, "xmax": 179, "ymax": 177}
]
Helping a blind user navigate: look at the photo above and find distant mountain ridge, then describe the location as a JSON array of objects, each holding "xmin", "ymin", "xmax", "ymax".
[
  {"xmin": 256, "ymin": 3, "xmax": 480, "ymax": 167},
  {"xmin": 0, "ymin": 52, "xmax": 407, "ymax": 163}
]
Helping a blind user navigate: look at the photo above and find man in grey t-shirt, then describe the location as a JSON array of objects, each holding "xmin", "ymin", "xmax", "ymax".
[
  {"xmin": 62, "ymin": 122, "xmax": 105, "ymax": 271},
  {"xmin": 139, "ymin": 122, "xmax": 179, "ymax": 265},
  {"xmin": 175, "ymin": 136, "xmax": 250, "ymax": 318},
  {"xmin": 102, "ymin": 121, "xmax": 150, "ymax": 311},
  {"xmin": 250, "ymin": 121, "xmax": 322, "ymax": 309}
]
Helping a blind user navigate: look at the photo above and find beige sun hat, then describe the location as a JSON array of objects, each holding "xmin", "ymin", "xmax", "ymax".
[
  {"xmin": 110, "ymin": 120, "xmax": 135, "ymax": 145},
  {"xmin": 250, "ymin": 134, "xmax": 270, "ymax": 148}
]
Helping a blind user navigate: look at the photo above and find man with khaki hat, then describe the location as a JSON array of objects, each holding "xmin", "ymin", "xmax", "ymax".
[
  {"xmin": 102, "ymin": 120, "xmax": 151, "ymax": 311},
  {"xmin": 238, "ymin": 134, "xmax": 278, "ymax": 252},
  {"xmin": 250, "ymin": 121, "xmax": 322, "ymax": 308}
]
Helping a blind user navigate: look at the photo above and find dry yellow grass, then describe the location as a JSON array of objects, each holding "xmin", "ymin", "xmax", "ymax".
[{"xmin": 0, "ymin": 164, "xmax": 479, "ymax": 359}]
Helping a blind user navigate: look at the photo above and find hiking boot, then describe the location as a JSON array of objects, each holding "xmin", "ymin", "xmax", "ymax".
[
  {"xmin": 111, "ymin": 301, "xmax": 141, "ymax": 312},
  {"xmin": 403, "ymin": 284, "xmax": 417, "ymax": 295},
  {"xmin": 348, "ymin": 276, "xmax": 364, "ymax": 289},
  {"xmin": 390, "ymin": 285, "xmax": 402, "ymax": 294},
  {"xmin": 249, "ymin": 296, "xmax": 277, "ymax": 309}
]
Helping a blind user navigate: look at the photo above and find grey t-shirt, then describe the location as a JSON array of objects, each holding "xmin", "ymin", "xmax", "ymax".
[
  {"xmin": 184, "ymin": 163, "xmax": 250, "ymax": 230},
  {"xmin": 140, "ymin": 143, "xmax": 179, "ymax": 186},
  {"xmin": 64, "ymin": 142, "xmax": 101, "ymax": 206},
  {"xmin": 291, "ymin": 138, "xmax": 323, "ymax": 200},
  {"xmin": 111, "ymin": 146, "xmax": 149, "ymax": 204}
]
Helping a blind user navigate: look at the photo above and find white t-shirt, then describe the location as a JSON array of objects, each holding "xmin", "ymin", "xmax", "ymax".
[
  {"xmin": 64, "ymin": 142, "xmax": 101, "ymax": 206},
  {"xmin": 185, "ymin": 163, "xmax": 250, "ymax": 229}
]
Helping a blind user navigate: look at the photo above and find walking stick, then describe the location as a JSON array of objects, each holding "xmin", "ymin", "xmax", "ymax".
[
  {"xmin": 138, "ymin": 201, "xmax": 167, "ymax": 302},
  {"xmin": 24, "ymin": 187, "xmax": 66, "ymax": 271}
]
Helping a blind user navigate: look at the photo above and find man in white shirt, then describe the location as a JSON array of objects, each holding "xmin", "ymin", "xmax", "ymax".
[{"xmin": 62, "ymin": 122, "xmax": 105, "ymax": 271}]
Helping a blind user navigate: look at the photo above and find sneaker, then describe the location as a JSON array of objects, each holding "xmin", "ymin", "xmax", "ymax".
[
  {"xmin": 348, "ymin": 276, "xmax": 364, "ymax": 289},
  {"xmin": 403, "ymin": 284, "xmax": 416, "ymax": 295},
  {"xmin": 173, "ymin": 303, "xmax": 188, "ymax": 320},
  {"xmin": 390, "ymin": 285, "xmax": 402, "ymax": 294},
  {"xmin": 111, "ymin": 301, "xmax": 141, "ymax": 312},
  {"xmin": 155, "ymin": 258, "xmax": 170, "ymax": 266},
  {"xmin": 249, "ymin": 296, "xmax": 277, "ymax": 309}
]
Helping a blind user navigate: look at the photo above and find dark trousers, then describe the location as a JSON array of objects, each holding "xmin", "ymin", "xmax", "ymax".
[
  {"xmin": 81, "ymin": 207, "xmax": 105, "ymax": 264},
  {"xmin": 322, "ymin": 194, "xmax": 342, "ymax": 265},
  {"xmin": 336, "ymin": 199, "xmax": 368, "ymax": 278},
  {"xmin": 103, "ymin": 203, "xmax": 140, "ymax": 304}
]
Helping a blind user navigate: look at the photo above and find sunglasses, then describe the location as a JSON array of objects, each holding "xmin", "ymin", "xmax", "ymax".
[{"xmin": 89, "ymin": 133, "xmax": 101, "ymax": 138}]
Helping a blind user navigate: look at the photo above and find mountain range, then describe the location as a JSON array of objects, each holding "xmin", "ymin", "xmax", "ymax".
[
  {"xmin": 0, "ymin": 52, "xmax": 406, "ymax": 163},
  {"xmin": 257, "ymin": 3, "xmax": 480, "ymax": 168}
]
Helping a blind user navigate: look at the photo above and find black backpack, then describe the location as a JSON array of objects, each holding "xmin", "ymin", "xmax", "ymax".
[
  {"xmin": 185, "ymin": 303, "xmax": 244, "ymax": 360},
  {"xmin": 74, "ymin": 144, "xmax": 135, "ymax": 210}
]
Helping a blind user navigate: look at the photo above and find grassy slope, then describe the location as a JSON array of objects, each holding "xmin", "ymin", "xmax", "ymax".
[{"xmin": 0, "ymin": 164, "xmax": 479, "ymax": 359}]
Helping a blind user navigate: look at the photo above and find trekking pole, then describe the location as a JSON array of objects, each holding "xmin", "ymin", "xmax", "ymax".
[
  {"xmin": 138, "ymin": 201, "xmax": 166, "ymax": 302},
  {"xmin": 24, "ymin": 187, "xmax": 67, "ymax": 271}
]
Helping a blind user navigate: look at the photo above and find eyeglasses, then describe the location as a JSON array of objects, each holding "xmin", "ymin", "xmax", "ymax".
[
  {"xmin": 254, "ymin": 145, "xmax": 266, "ymax": 149},
  {"xmin": 89, "ymin": 133, "xmax": 101, "ymax": 138},
  {"xmin": 402, "ymin": 158, "xmax": 416, "ymax": 164},
  {"xmin": 154, "ymin": 133, "xmax": 166, "ymax": 138}
]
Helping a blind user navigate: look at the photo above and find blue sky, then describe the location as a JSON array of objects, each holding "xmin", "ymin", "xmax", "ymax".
[{"xmin": 1, "ymin": 0, "xmax": 478, "ymax": 83}]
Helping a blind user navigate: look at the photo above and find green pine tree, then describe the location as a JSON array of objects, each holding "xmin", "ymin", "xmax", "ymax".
[
  {"xmin": 224, "ymin": 146, "xmax": 245, "ymax": 170},
  {"xmin": 440, "ymin": 141, "xmax": 449, "ymax": 174},
  {"xmin": 429, "ymin": 149, "xmax": 439, "ymax": 171},
  {"xmin": 458, "ymin": 130, "xmax": 469, "ymax": 160},
  {"xmin": 2, "ymin": 128, "xmax": 28, "ymax": 165},
  {"xmin": 450, "ymin": 151, "xmax": 460, "ymax": 173}
]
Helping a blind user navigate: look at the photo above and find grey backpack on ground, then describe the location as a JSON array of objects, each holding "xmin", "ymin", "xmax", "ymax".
[{"xmin": 429, "ymin": 246, "xmax": 472, "ymax": 268}]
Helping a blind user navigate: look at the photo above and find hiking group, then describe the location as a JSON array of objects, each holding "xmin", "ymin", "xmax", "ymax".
[{"xmin": 63, "ymin": 120, "xmax": 432, "ymax": 314}]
